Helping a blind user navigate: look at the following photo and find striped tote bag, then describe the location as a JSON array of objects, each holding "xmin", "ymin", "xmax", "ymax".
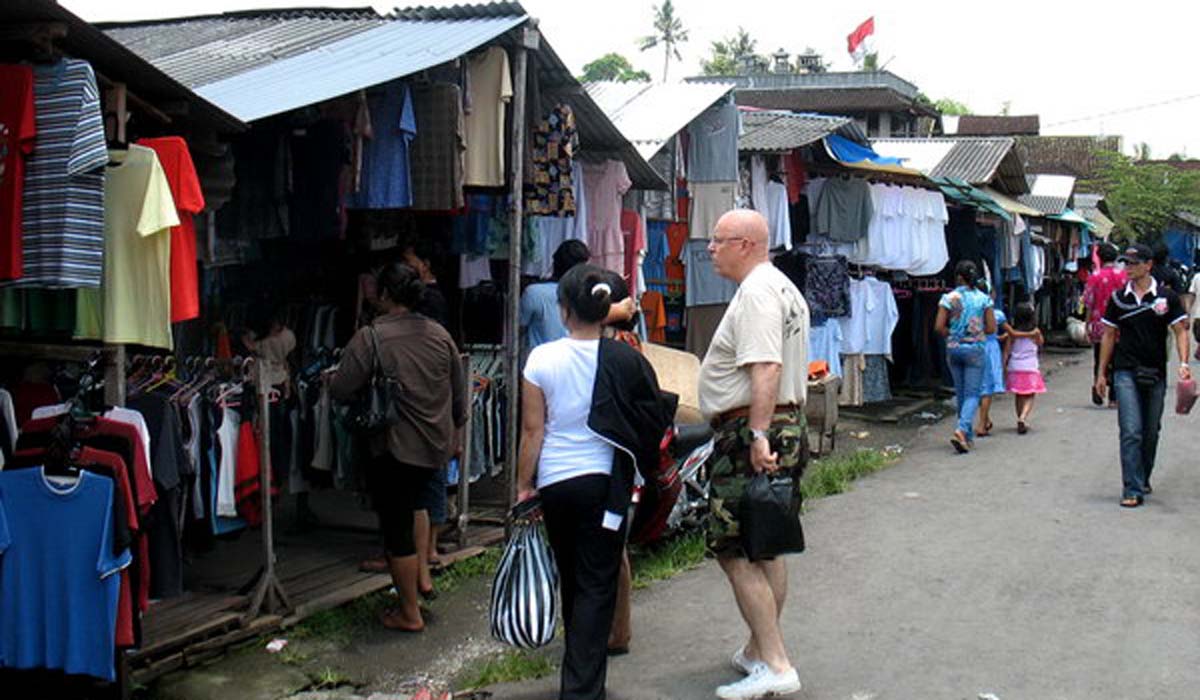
[{"xmin": 489, "ymin": 519, "xmax": 559, "ymax": 648}]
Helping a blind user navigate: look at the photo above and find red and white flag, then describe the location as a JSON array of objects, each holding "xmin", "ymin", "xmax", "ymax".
[{"xmin": 847, "ymin": 16, "xmax": 875, "ymax": 64}]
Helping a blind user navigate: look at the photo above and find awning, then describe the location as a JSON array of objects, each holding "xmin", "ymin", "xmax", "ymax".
[
  {"xmin": 1048, "ymin": 209, "xmax": 1095, "ymax": 231},
  {"xmin": 822, "ymin": 134, "xmax": 926, "ymax": 177},
  {"xmin": 932, "ymin": 177, "xmax": 1011, "ymax": 221},
  {"xmin": 981, "ymin": 187, "xmax": 1042, "ymax": 217}
]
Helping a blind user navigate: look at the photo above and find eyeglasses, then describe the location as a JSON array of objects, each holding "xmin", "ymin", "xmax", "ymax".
[{"xmin": 709, "ymin": 235, "xmax": 749, "ymax": 247}]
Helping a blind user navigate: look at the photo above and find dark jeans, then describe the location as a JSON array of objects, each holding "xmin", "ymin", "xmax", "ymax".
[
  {"xmin": 541, "ymin": 474, "xmax": 624, "ymax": 700},
  {"xmin": 1112, "ymin": 370, "xmax": 1167, "ymax": 499}
]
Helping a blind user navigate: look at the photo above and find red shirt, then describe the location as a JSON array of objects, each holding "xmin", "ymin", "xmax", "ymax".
[
  {"xmin": 0, "ymin": 65, "xmax": 37, "ymax": 280},
  {"xmin": 1083, "ymin": 265, "xmax": 1128, "ymax": 343},
  {"xmin": 620, "ymin": 209, "xmax": 645, "ymax": 291},
  {"xmin": 136, "ymin": 137, "xmax": 204, "ymax": 322}
]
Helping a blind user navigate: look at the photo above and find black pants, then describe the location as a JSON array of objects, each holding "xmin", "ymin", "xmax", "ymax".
[
  {"xmin": 369, "ymin": 456, "xmax": 434, "ymax": 558},
  {"xmin": 541, "ymin": 474, "xmax": 625, "ymax": 700}
]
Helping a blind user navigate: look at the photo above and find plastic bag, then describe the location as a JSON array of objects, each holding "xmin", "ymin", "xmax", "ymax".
[
  {"xmin": 738, "ymin": 472, "xmax": 805, "ymax": 561},
  {"xmin": 1176, "ymin": 378, "xmax": 1198, "ymax": 415},
  {"xmin": 490, "ymin": 503, "xmax": 559, "ymax": 649}
]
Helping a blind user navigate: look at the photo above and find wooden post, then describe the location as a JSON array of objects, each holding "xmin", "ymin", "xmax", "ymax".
[
  {"xmin": 504, "ymin": 29, "xmax": 536, "ymax": 515},
  {"xmin": 458, "ymin": 353, "xmax": 472, "ymax": 549},
  {"xmin": 244, "ymin": 362, "xmax": 290, "ymax": 621}
]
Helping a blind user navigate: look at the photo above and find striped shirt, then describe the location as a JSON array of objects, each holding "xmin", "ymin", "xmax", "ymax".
[{"xmin": 12, "ymin": 59, "xmax": 108, "ymax": 288}]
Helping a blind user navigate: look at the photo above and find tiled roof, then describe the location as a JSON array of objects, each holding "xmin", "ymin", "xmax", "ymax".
[
  {"xmin": 734, "ymin": 87, "xmax": 936, "ymax": 116},
  {"xmin": 954, "ymin": 115, "xmax": 1040, "ymax": 136},
  {"xmin": 1015, "ymin": 135, "xmax": 1122, "ymax": 181},
  {"xmin": 871, "ymin": 137, "xmax": 1029, "ymax": 194},
  {"xmin": 738, "ymin": 111, "xmax": 864, "ymax": 152}
]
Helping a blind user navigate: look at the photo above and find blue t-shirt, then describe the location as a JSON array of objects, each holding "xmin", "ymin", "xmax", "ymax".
[
  {"xmin": 687, "ymin": 95, "xmax": 740, "ymax": 182},
  {"xmin": 939, "ymin": 286, "xmax": 994, "ymax": 347},
  {"xmin": 353, "ymin": 83, "xmax": 417, "ymax": 209},
  {"xmin": 0, "ymin": 468, "xmax": 130, "ymax": 681},
  {"xmin": 684, "ymin": 240, "xmax": 738, "ymax": 307},
  {"xmin": 520, "ymin": 282, "xmax": 567, "ymax": 349}
]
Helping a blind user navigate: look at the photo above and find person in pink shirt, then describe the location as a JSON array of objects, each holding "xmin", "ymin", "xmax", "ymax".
[{"xmin": 1083, "ymin": 243, "xmax": 1127, "ymax": 406}]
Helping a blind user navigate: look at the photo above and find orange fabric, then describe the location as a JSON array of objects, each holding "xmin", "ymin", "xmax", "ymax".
[
  {"xmin": 641, "ymin": 291, "xmax": 667, "ymax": 343},
  {"xmin": 807, "ymin": 361, "xmax": 829, "ymax": 380},
  {"xmin": 665, "ymin": 222, "xmax": 688, "ymax": 281}
]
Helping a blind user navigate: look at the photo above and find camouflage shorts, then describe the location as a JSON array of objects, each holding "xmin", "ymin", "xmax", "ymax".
[{"xmin": 706, "ymin": 409, "xmax": 808, "ymax": 557}]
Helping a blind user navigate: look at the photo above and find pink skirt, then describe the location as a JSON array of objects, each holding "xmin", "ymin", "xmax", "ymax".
[{"xmin": 1007, "ymin": 370, "xmax": 1046, "ymax": 395}]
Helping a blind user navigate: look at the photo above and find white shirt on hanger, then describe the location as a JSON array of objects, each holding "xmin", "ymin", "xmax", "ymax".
[{"xmin": 766, "ymin": 180, "xmax": 792, "ymax": 251}]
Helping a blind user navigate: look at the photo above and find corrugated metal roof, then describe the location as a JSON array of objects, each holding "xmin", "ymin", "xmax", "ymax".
[
  {"xmin": 739, "ymin": 111, "xmax": 864, "ymax": 152},
  {"xmin": 1017, "ymin": 174, "xmax": 1075, "ymax": 216},
  {"xmin": 954, "ymin": 115, "xmax": 1040, "ymax": 136},
  {"xmin": 584, "ymin": 81, "xmax": 736, "ymax": 160},
  {"xmin": 981, "ymin": 187, "xmax": 1043, "ymax": 217},
  {"xmin": 102, "ymin": 11, "xmax": 385, "ymax": 90},
  {"xmin": 194, "ymin": 14, "xmax": 526, "ymax": 122},
  {"xmin": 4, "ymin": 0, "xmax": 244, "ymax": 132},
  {"xmin": 871, "ymin": 137, "xmax": 1028, "ymax": 194},
  {"xmin": 735, "ymin": 86, "xmax": 934, "ymax": 116}
]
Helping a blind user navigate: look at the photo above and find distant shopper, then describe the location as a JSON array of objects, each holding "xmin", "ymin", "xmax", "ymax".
[
  {"xmin": 517, "ymin": 264, "xmax": 673, "ymax": 700},
  {"xmin": 935, "ymin": 261, "xmax": 997, "ymax": 454},
  {"xmin": 1083, "ymin": 243, "xmax": 1127, "ymax": 406},
  {"xmin": 1004, "ymin": 303, "xmax": 1046, "ymax": 434},
  {"xmin": 327, "ymin": 263, "xmax": 466, "ymax": 630},
  {"xmin": 1094, "ymin": 243, "xmax": 1192, "ymax": 508},
  {"xmin": 519, "ymin": 240, "xmax": 591, "ymax": 350}
]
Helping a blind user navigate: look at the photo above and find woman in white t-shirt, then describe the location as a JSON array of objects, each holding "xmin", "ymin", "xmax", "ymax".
[{"xmin": 516, "ymin": 264, "xmax": 632, "ymax": 700}]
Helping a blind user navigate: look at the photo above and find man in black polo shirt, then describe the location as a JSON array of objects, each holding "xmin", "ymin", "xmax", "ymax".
[{"xmin": 1094, "ymin": 243, "xmax": 1192, "ymax": 508}]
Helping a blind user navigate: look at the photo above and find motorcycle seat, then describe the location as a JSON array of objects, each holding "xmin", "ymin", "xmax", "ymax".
[{"xmin": 672, "ymin": 422, "xmax": 714, "ymax": 457}]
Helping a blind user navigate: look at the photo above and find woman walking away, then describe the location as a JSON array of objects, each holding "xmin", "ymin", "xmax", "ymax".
[
  {"xmin": 517, "ymin": 264, "xmax": 674, "ymax": 700},
  {"xmin": 976, "ymin": 282, "xmax": 1010, "ymax": 437},
  {"xmin": 935, "ymin": 261, "xmax": 997, "ymax": 454},
  {"xmin": 1004, "ymin": 303, "xmax": 1046, "ymax": 434},
  {"xmin": 327, "ymin": 263, "xmax": 467, "ymax": 632}
]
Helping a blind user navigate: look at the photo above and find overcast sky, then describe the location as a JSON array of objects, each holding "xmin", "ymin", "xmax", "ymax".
[{"xmin": 62, "ymin": 0, "xmax": 1200, "ymax": 159}]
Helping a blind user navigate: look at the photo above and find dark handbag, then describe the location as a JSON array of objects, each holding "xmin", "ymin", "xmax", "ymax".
[
  {"xmin": 738, "ymin": 471, "xmax": 805, "ymax": 561},
  {"xmin": 1134, "ymin": 366, "xmax": 1162, "ymax": 389},
  {"xmin": 346, "ymin": 326, "xmax": 403, "ymax": 435}
]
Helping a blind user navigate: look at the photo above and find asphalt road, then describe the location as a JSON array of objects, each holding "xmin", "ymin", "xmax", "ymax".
[{"xmin": 493, "ymin": 354, "xmax": 1200, "ymax": 700}]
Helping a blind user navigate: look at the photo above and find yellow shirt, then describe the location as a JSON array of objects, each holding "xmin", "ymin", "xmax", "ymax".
[
  {"xmin": 77, "ymin": 145, "xmax": 178, "ymax": 349},
  {"xmin": 464, "ymin": 46, "xmax": 512, "ymax": 187}
]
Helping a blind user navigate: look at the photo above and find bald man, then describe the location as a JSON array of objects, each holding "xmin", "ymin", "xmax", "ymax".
[{"xmin": 698, "ymin": 209, "xmax": 809, "ymax": 699}]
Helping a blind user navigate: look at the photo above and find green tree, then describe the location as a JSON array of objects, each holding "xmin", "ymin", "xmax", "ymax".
[
  {"xmin": 934, "ymin": 98, "xmax": 971, "ymax": 116},
  {"xmin": 639, "ymin": 0, "xmax": 689, "ymax": 82},
  {"xmin": 1095, "ymin": 152, "xmax": 1200, "ymax": 242},
  {"xmin": 701, "ymin": 27, "xmax": 760, "ymax": 76},
  {"xmin": 579, "ymin": 53, "xmax": 651, "ymax": 83}
]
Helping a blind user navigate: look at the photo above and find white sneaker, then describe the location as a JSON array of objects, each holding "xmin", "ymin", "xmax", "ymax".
[
  {"xmin": 731, "ymin": 646, "xmax": 765, "ymax": 675},
  {"xmin": 715, "ymin": 665, "xmax": 802, "ymax": 700}
]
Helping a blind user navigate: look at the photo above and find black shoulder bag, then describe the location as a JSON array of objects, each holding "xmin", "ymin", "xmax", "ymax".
[{"xmin": 346, "ymin": 325, "xmax": 404, "ymax": 435}]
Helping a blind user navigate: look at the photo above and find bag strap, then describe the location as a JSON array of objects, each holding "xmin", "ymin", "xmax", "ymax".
[{"xmin": 367, "ymin": 324, "xmax": 383, "ymax": 380}]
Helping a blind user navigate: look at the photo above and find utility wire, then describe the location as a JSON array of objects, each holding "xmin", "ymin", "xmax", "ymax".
[{"xmin": 1044, "ymin": 92, "xmax": 1200, "ymax": 128}]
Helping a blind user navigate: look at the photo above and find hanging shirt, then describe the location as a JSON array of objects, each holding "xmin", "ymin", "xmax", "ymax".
[
  {"xmin": 74, "ymin": 145, "xmax": 179, "ymax": 350},
  {"xmin": 809, "ymin": 320, "xmax": 844, "ymax": 378},
  {"xmin": 525, "ymin": 103, "xmax": 578, "ymax": 216},
  {"xmin": 813, "ymin": 177, "xmax": 874, "ymax": 242},
  {"xmin": 464, "ymin": 47, "xmax": 513, "ymax": 187},
  {"xmin": 352, "ymin": 83, "xmax": 417, "ymax": 209},
  {"xmin": 765, "ymin": 180, "xmax": 792, "ymax": 251},
  {"xmin": 683, "ymin": 239, "xmax": 738, "ymax": 307},
  {"xmin": 688, "ymin": 181, "xmax": 737, "ymax": 241},
  {"xmin": 0, "ymin": 469, "xmax": 130, "ymax": 681},
  {"xmin": 0, "ymin": 65, "xmax": 36, "ymax": 282},
  {"xmin": 583, "ymin": 160, "xmax": 632, "ymax": 274},
  {"xmin": 687, "ymin": 96, "xmax": 739, "ymax": 182},
  {"xmin": 14, "ymin": 59, "xmax": 108, "ymax": 288},
  {"xmin": 641, "ymin": 291, "xmax": 667, "ymax": 343},
  {"xmin": 136, "ymin": 137, "xmax": 205, "ymax": 323},
  {"xmin": 410, "ymin": 82, "xmax": 466, "ymax": 211},
  {"xmin": 620, "ymin": 209, "xmax": 645, "ymax": 290}
]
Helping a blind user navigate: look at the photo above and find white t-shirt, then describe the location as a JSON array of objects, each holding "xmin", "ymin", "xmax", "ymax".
[
  {"xmin": 1188, "ymin": 272, "xmax": 1200, "ymax": 320},
  {"xmin": 523, "ymin": 338, "xmax": 614, "ymax": 489},
  {"xmin": 699, "ymin": 262, "xmax": 810, "ymax": 419}
]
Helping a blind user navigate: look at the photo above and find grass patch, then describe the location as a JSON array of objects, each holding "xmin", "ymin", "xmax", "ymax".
[
  {"xmin": 630, "ymin": 530, "xmax": 707, "ymax": 589},
  {"xmin": 462, "ymin": 650, "xmax": 555, "ymax": 689},
  {"xmin": 800, "ymin": 448, "xmax": 897, "ymax": 503},
  {"xmin": 437, "ymin": 546, "xmax": 502, "ymax": 595},
  {"xmin": 289, "ymin": 591, "xmax": 394, "ymax": 644},
  {"xmin": 307, "ymin": 666, "xmax": 355, "ymax": 690}
]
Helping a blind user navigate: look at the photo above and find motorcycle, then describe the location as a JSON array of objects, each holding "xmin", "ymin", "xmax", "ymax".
[{"xmin": 629, "ymin": 422, "xmax": 715, "ymax": 545}]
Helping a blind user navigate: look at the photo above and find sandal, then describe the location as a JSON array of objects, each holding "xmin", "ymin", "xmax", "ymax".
[
  {"xmin": 976, "ymin": 421, "xmax": 993, "ymax": 437},
  {"xmin": 950, "ymin": 431, "xmax": 970, "ymax": 454},
  {"xmin": 1017, "ymin": 420, "xmax": 1028, "ymax": 435},
  {"xmin": 1119, "ymin": 496, "xmax": 1144, "ymax": 508}
]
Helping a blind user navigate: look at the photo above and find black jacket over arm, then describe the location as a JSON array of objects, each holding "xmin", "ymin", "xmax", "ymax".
[{"xmin": 588, "ymin": 338, "xmax": 678, "ymax": 520}]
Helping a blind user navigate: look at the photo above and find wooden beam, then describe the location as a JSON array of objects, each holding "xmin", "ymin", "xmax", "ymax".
[
  {"xmin": 504, "ymin": 40, "xmax": 529, "ymax": 521},
  {"xmin": 95, "ymin": 71, "xmax": 173, "ymax": 125}
]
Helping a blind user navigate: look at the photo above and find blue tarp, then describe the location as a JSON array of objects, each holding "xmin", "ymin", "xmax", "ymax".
[
  {"xmin": 1163, "ymin": 228, "xmax": 1197, "ymax": 264},
  {"xmin": 825, "ymin": 134, "xmax": 905, "ymax": 166}
]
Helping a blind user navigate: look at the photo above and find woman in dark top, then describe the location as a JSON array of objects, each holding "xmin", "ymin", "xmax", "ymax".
[{"xmin": 328, "ymin": 263, "xmax": 466, "ymax": 632}]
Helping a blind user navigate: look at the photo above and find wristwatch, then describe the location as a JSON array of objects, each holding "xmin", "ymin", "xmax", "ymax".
[{"xmin": 750, "ymin": 428, "xmax": 769, "ymax": 442}]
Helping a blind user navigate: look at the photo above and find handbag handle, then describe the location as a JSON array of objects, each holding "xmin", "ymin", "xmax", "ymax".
[{"xmin": 366, "ymin": 324, "xmax": 383, "ymax": 381}]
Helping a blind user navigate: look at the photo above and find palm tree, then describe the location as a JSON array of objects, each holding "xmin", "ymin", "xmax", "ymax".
[{"xmin": 639, "ymin": 0, "xmax": 689, "ymax": 82}]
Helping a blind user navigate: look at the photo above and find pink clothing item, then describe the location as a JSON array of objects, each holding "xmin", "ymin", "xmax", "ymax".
[
  {"xmin": 1007, "ymin": 370, "xmax": 1046, "ymax": 395},
  {"xmin": 1008, "ymin": 336, "xmax": 1040, "ymax": 372},
  {"xmin": 620, "ymin": 209, "xmax": 644, "ymax": 291},
  {"xmin": 1083, "ymin": 266, "xmax": 1127, "ymax": 342},
  {"xmin": 583, "ymin": 160, "xmax": 632, "ymax": 273}
]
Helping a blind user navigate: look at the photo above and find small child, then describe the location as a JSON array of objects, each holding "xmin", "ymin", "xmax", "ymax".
[
  {"xmin": 1004, "ymin": 303, "xmax": 1046, "ymax": 434},
  {"xmin": 976, "ymin": 279, "xmax": 1010, "ymax": 437}
]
